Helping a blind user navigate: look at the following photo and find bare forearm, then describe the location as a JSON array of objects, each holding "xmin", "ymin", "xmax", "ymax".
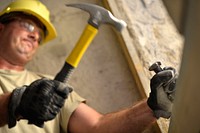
[
  {"xmin": 95, "ymin": 99, "xmax": 156, "ymax": 133},
  {"xmin": 0, "ymin": 93, "xmax": 11, "ymax": 127}
]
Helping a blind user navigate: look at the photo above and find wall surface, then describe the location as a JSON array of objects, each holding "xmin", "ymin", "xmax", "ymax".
[{"xmin": 103, "ymin": 0, "xmax": 184, "ymax": 132}]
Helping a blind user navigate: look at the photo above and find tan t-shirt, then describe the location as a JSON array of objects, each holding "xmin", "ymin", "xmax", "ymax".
[{"xmin": 0, "ymin": 69, "xmax": 85, "ymax": 133}]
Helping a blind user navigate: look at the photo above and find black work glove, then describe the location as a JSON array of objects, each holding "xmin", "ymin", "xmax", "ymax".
[
  {"xmin": 8, "ymin": 78, "xmax": 72, "ymax": 128},
  {"xmin": 147, "ymin": 64, "xmax": 178, "ymax": 119}
]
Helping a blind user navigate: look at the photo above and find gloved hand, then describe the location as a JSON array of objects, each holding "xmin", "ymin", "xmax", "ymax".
[
  {"xmin": 8, "ymin": 78, "xmax": 72, "ymax": 128},
  {"xmin": 147, "ymin": 63, "xmax": 178, "ymax": 119}
]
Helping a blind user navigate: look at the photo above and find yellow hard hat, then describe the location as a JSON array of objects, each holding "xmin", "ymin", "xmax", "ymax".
[{"xmin": 0, "ymin": 0, "xmax": 57, "ymax": 44}]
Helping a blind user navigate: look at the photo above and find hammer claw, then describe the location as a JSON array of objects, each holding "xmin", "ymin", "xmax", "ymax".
[{"xmin": 66, "ymin": 3, "xmax": 127, "ymax": 31}]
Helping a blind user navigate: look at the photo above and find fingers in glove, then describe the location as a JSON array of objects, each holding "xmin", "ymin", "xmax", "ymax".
[
  {"xmin": 154, "ymin": 110, "xmax": 171, "ymax": 119},
  {"xmin": 41, "ymin": 106, "xmax": 59, "ymax": 120},
  {"xmin": 39, "ymin": 92, "xmax": 65, "ymax": 120},
  {"xmin": 163, "ymin": 66, "xmax": 176, "ymax": 74},
  {"xmin": 48, "ymin": 105, "xmax": 61, "ymax": 117},
  {"xmin": 151, "ymin": 70, "xmax": 175, "ymax": 90},
  {"xmin": 29, "ymin": 78, "xmax": 50, "ymax": 88},
  {"xmin": 50, "ymin": 92, "xmax": 65, "ymax": 108},
  {"xmin": 53, "ymin": 81, "xmax": 73, "ymax": 99},
  {"xmin": 36, "ymin": 104, "xmax": 59, "ymax": 121}
]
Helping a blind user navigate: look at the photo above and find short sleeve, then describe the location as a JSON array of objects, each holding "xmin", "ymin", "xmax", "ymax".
[{"xmin": 59, "ymin": 91, "xmax": 86, "ymax": 132}]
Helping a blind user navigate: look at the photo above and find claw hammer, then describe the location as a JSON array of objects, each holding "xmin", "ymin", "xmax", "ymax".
[{"xmin": 55, "ymin": 3, "xmax": 127, "ymax": 82}]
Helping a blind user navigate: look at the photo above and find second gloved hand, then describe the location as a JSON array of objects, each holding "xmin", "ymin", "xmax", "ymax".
[
  {"xmin": 8, "ymin": 78, "xmax": 72, "ymax": 128},
  {"xmin": 147, "ymin": 66, "xmax": 178, "ymax": 119}
]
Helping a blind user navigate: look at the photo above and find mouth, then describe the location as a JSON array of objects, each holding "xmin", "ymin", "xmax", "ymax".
[
  {"xmin": 17, "ymin": 39, "xmax": 34, "ymax": 55},
  {"xmin": 23, "ymin": 39, "xmax": 34, "ymax": 50}
]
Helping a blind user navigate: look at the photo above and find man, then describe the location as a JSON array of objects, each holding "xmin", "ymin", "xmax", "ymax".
[{"xmin": 0, "ymin": 0, "xmax": 177, "ymax": 133}]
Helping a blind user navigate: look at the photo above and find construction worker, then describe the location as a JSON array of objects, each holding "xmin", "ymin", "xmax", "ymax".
[{"xmin": 0, "ymin": 0, "xmax": 177, "ymax": 133}]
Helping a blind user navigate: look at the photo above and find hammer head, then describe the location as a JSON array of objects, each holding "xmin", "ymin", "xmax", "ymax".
[{"xmin": 66, "ymin": 3, "xmax": 127, "ymax": 32}]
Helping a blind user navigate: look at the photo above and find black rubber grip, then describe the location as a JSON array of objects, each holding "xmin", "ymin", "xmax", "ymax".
[{"xmin": 54, "ymin": 62, "xmax": 74, "ymax": 83}]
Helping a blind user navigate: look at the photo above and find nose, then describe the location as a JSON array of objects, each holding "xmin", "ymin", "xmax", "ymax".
[{"xmin": 28, "ymin": 32, "xmax": 41, "ymax": 44}]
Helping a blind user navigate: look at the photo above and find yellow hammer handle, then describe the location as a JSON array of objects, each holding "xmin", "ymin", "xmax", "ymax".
[{"xmin": 66, "ymin": 24, "xmax": 98, "ymax": 67}]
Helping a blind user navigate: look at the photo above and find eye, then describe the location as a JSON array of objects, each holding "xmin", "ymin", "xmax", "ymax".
[
  {"xmin": 19, "ymin": 20, "xmax": 44, "ymax": 44},
  {"xmin": 24, "ymin": 22, "xmax": 35, "ymax": 32}
]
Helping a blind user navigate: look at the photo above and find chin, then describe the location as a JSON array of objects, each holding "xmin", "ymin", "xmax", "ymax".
[{"xmin": 17, "ymin": 57, "xmax": 32, "ymax": 66}]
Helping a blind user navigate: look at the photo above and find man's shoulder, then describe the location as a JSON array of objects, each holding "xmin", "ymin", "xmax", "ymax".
[{"xmin": 33, "ymin": 72, "xmax": 54, "ymax": 79}]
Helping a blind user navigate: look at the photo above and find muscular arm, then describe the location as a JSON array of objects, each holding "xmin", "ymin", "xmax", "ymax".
[
  {"xmin": 0, "ymin": 93, "xmax": 11, "ymax": 127},
  {"xmin": 68, "ymin": 99, "xmax": 156, "ymax": 133}
]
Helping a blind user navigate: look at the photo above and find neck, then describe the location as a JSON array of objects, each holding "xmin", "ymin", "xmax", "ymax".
[{"xmin": 0, "ymin": 57, "xmax": 25, "ymax": 71}]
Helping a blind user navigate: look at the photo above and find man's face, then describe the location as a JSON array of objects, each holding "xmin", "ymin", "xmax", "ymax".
[{"xmin": 0, "ymin": 17, "xmax": 43, "ymax": 66}]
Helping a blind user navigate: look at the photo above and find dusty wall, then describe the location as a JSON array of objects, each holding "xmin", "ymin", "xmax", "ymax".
[
  {"xmin": 122, "ymin": 0, "xmax": 183, "ymax": 77},
  {"xmin": 103, "ymin": 0, "xmax": 184, "ymax": 132}
]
